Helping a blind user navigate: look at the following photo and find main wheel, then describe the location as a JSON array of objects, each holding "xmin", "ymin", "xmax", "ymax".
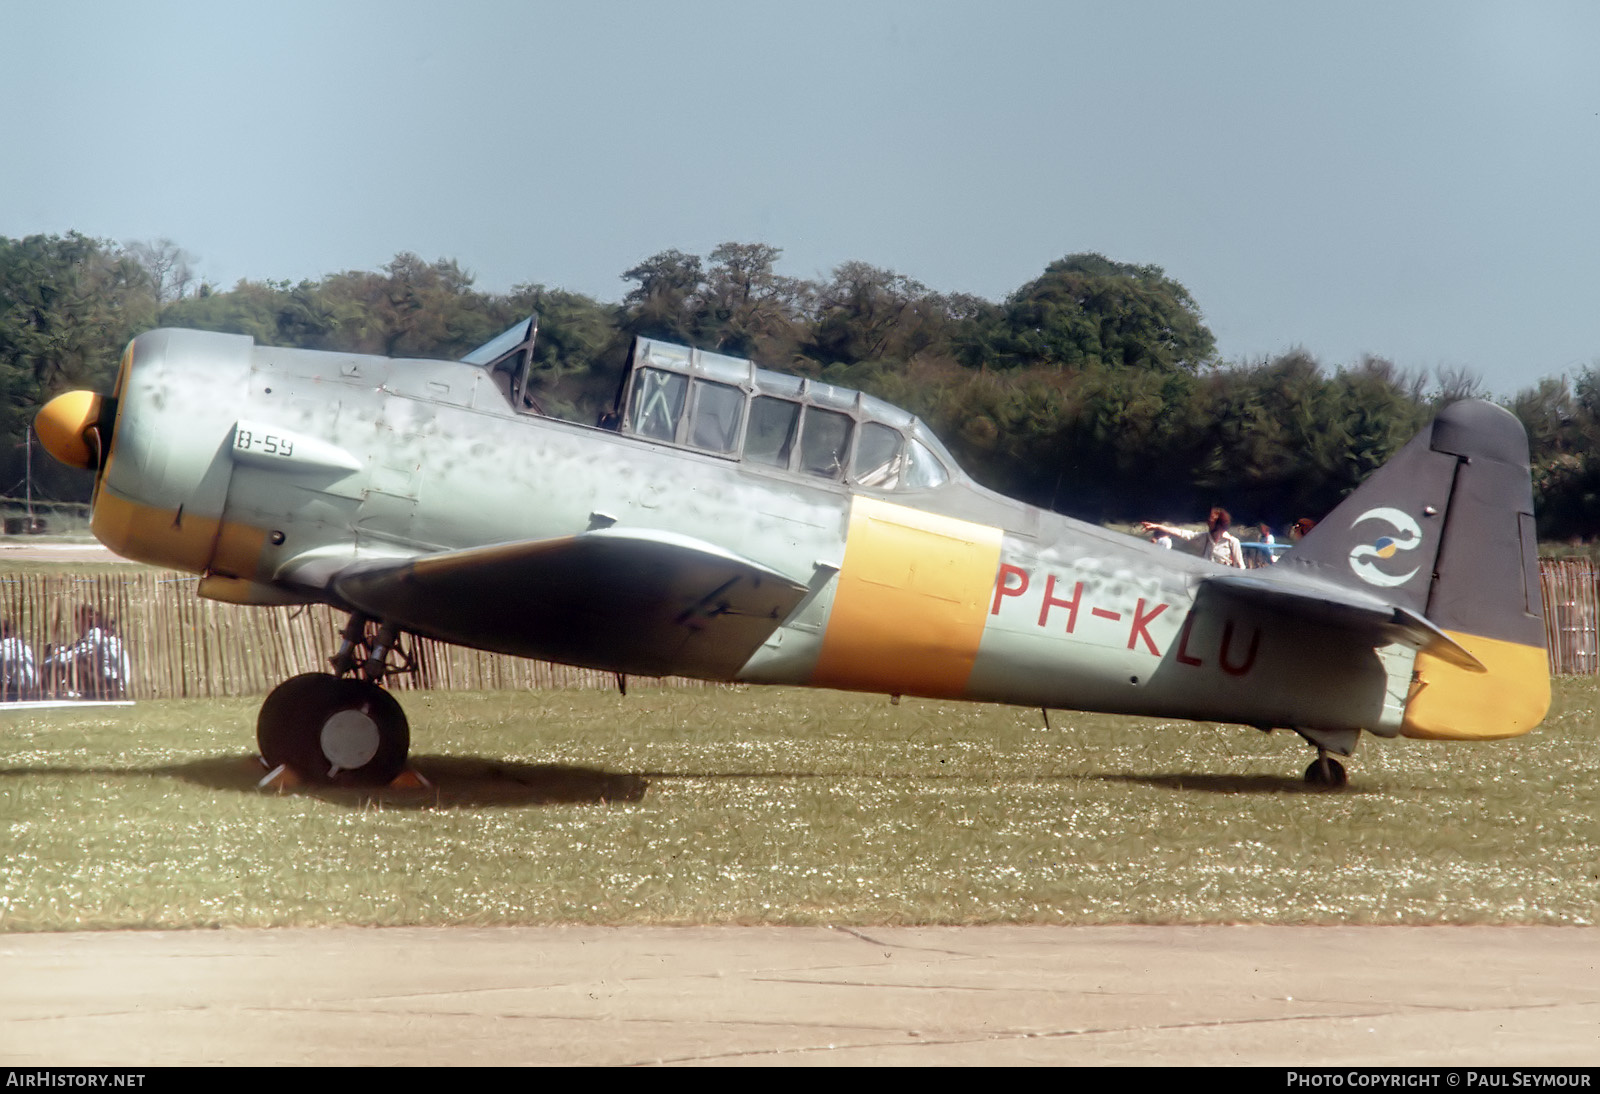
[
  {"xmin": 257, "ymin": 673, "xmax": 410, "ymax": 786},
  {"xmin": 1303, "ymin": 755, "xmax": 1348, "ymax": 789}
]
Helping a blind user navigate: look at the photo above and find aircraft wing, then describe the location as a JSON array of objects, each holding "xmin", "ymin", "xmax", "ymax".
[
  {"xmin": 325, "ymin": 528, "xmax": 811, "ymax": 679},
  {"xmin": 1202, "ymin": 571, "xmax": 1486, "ymax": 672}
]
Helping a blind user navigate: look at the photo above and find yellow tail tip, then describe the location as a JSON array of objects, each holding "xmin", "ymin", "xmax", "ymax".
[{"xmin": 1402, "ymin": 632, "xmax": 1550, "ymax": 740}]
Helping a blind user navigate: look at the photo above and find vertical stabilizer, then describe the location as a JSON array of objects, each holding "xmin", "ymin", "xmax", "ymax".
[{"xmin": 1283, "ymin": 400, "xmax": 1547, "ymax": 740}]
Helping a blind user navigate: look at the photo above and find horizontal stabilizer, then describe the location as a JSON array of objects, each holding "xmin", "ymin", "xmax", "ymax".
[
  {"xmin": 329, "ymin": 528, "xmax": 810, "ymax": 679},
  {"xmin": 1204, "ymin": 571, "xmax": 1485, "ymax": 673}
]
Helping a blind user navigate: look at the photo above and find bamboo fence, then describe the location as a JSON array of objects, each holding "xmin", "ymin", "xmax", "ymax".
[
  {"xmin": 0, "ymin": 571, "xmax": 696, "ymax": 700},
  {"xmin": 2, "ymin": 563, "xmax": 1598, "ymax": 699},
  {"xmin": 1540, "ymin": 559, "xmax": 1600, "ymax": 675}
]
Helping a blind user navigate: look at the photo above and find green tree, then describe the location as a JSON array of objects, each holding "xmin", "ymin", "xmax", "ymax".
[
  {"xmin": 161, "ymin": 279, "xmax": 292, "ymax": 344},
  {"xmin": 501, "ymin": 283, "xmax": 621, "ymax": 421},
  {"xmin": 1514, "ymin": 369, "xmax": 1600, "ymax": 539},
  {"xmin": 695, "ymin": 242, "xmax": 809, "ymax": 361},
  {"xmin": 126, "ymin": 238, "xmax": 196, "ymax": 311},
  {"xmin": 0, "ymin": 233, "xmax": 155, "ymax": 501},
  {"xmin": 967, "ymin": 253, "xmax": 1217, "ymax": 373},
  {"xmin": 806, "ymin": 262, "xmax": 923, "ymax": 366},
  {"xmin": 621, "ymin": 249, "xmax": 704, "ymax": 344}
]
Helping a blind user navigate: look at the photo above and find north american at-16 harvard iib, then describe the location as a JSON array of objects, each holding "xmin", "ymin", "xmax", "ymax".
[{"xmin": 34, "ymin": 317, "xmax": 1549, "ymax": 789}]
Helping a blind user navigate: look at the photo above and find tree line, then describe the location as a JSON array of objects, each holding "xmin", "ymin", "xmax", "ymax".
[{"xmin": 4, "ymin": 231, "xmax": 1598, "ymax": 538}]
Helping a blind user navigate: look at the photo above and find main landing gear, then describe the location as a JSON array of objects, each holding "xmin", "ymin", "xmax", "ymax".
[{"xmin": 256, "ymin": 615, "xmax": 415, "ymax": 787}]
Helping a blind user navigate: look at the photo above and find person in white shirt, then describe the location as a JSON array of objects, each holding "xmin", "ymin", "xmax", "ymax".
[
  {"xmin": 1140, "ymin": 507, "xmax": 1245, "ymax": 568},
  {"xmin": 45, "ymin": 605, "xmax": 130, "ymax": 699},
  {"xmin": 0, "ymin": 619, "xmax": 36, "ymax": 701}
]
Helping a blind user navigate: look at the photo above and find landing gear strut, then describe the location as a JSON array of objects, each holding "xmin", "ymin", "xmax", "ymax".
[
  {"xmin": 1291, "ymin": 727, "xmax": 1357, "ymax": 790},
  {"xmin": 256, "ymin": 615, "xmax": 414, "ymax": 786}
]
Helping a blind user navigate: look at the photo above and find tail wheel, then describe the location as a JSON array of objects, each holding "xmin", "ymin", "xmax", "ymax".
[
  {"xmin": 258, "ymin": 672, "xmax": 410, "ymax": 786},
  {"xmin": 1304, "ymin": 755, "xmax": 1348, "ymax": 789}
]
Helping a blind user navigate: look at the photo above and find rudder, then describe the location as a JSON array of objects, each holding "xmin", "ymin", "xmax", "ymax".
[{"xmin": 1284, "ymin": 400, "xmax": 1548, "ymax": 740}]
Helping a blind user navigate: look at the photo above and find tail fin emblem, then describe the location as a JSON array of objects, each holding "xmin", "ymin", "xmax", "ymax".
[{"xmin": 1348, "ymin": 507, "xmax": 1423, "ymax": 587}]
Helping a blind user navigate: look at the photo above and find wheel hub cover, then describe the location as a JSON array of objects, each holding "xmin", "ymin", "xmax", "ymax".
[{"xmin": 321, "ymin": 707, "xmax": 381, "ymax": 770}]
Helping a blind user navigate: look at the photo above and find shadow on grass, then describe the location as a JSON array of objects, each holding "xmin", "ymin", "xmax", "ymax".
[
  {"xmin": 1100, "ymin": 772, "xmax": 1377, "ymax": 795},
  {"xmin": 0, "ymin": 758, "xmax": 1374, "ymax": 802},
  {"xmin": 0, "ymin": 754, "xmax": 649, "ymax": 809},
  {"xmin": 632, "ymin": 769, "xmax": 1370, "ymax": 796}
]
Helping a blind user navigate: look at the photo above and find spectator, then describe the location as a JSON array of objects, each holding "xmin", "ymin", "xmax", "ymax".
[
  {"xmin": 0, "ymin": 619, "xmax": 36, "ymax": 701},
  {"xmin": 45, "ymin": 605, "xmax": 129, "ymax": 699},
  {"xmin": 1258, "ymin": 522, "xmax": 1279, "ymax": 565},
  {"xmin": 1141, "ymin": 507, "xmax": 1245, "ymax": 568}
]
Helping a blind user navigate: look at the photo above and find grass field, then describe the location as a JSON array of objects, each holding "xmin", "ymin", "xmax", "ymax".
[{"xmin": 1, "ymin": 680, "xmax": 1597, "ymax": 930}]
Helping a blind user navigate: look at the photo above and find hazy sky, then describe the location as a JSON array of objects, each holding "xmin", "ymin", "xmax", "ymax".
[{"xmin": 4, "ymin": 0, "xmax": 1597, "ymax": 395}]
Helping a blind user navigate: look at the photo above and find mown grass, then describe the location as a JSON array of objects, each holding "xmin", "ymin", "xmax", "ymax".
[{"xmin": 1, "ymin": 680, "xmax": 1597, "ymax": 930}]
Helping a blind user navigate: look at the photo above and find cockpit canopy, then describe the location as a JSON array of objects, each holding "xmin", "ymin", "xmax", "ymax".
[
  {"xmin": 462, "ymin": 315, "xmax": 541, "ymax": 412},
  {"xmin": 463, "ymin": 318, "xmax": 961, "ymax": 492},
  {"xmin": 616, "ymin": 338, "xmax": 957, "ymax": 492}
]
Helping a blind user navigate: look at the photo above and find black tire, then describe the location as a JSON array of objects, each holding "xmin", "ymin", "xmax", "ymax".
[
  {"xmin": 1303, "ymin": 756, "xmax": 1348, "ymax": 789},
  {"xmin": 258, "ymin": 673, "xmax": 344, "ymax": 777},
  {"xmin": 257, "ymin": 673, "xmax": 410, "ymax": 786}
]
